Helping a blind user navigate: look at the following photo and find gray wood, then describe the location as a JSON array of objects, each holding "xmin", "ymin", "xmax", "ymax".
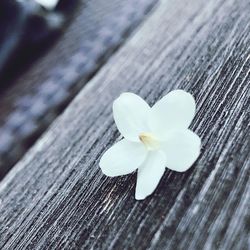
[{"xmin": 0, "ymin": 0, "xmax": 249, "ymax": 249}]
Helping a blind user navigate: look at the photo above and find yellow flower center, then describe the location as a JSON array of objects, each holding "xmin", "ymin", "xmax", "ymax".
[{"xmin": 139, "ymin": 132, "xmax": 160, "ymax": 151}]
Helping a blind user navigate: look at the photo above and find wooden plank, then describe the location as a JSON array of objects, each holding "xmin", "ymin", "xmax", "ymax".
[{"xmin": 0, "ymin": 0, "xmax": 249, "ymax": 249}]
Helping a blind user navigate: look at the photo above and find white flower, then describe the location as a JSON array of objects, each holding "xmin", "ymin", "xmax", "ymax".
[
  {"xmin": 100, "ymin": 90, "xmax": 201, "ymax": 200},
  {"xmin": 35, "ymin": 0, "xmax": 59, "ymax": 10}
]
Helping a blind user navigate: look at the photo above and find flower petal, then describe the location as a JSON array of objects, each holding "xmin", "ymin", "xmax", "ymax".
[
  {"xmin": 148, "ymin": 90, "xmax": 196, "ymax": 138},
  {"xmin": 162, "ymin": 129, "xmax": 201, "ymax": 172},
  {"xmin": 135, "ymin": 151, "xmax": 166, "ymax": 200},
  {"xmin": 113, "ymin": 92, "xmax": 151, "ymax": 141},
  {"xmin": 100, "ymin": 139, "xmax": 147, "ymax": 177},
  {"xmin": 35, "ymin": 0, "xmax": 59, "ymax": 10}
]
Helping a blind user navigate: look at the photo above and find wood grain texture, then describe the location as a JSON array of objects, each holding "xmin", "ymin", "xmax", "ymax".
[{"xmin": 0, "ymin": 0, "xmax": 249, "ymax": 249}]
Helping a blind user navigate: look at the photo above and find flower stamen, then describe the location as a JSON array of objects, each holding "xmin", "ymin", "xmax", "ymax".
[{"xmin": 139, "ymin": 132, "xmax": 160, "ymax": 151}]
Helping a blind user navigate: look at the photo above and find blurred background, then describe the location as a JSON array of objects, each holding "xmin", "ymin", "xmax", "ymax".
[{"xmin": 0, "ymin": 0, "xmax": 157, "ymax": 179}]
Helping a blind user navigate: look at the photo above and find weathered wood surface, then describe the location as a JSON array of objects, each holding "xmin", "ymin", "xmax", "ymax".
[{"xmin": 0, "ymin": 0, "xmax": 249, "ymax": 249}]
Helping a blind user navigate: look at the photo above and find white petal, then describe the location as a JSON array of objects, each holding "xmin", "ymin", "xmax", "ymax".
[
  {"xmin": 135, "ymin": 151, "xmax": 166, "ymax": 200},
  {"xmin": 113, "ymin": 93, "xmax": 151, "ymax": 141},
  {"xmin": 35, "ymin": 0, "xmax": 59, "ymax": 10},
  {"xmin": 162, "ymin": 129, "xmax": 201, "ymax": 172},
  {"xmin": 100, "ymin": 139, "xmax": 147, "ymax": 177},
  {"xmin": 148, "ymin": 90, "xmax": 196, "ymax": 138}
]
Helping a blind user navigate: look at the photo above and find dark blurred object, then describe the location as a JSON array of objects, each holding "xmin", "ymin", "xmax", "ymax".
[
  {"xmin": 0, "ymin": 0, "xmax": 78, "ymax": 90},
  {"xmin": 0, "ymin": 0, "xmax": 157, "ymax": 180}
]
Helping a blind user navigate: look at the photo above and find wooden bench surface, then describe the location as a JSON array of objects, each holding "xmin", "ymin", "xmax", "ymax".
[{"xmin": 0, "ymin": 0, "xmax": 249, "ymax": 249}]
